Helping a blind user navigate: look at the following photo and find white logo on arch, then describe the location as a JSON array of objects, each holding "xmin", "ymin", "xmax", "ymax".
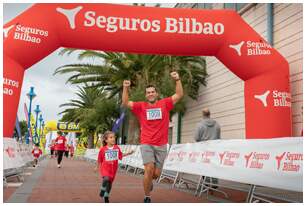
[
  {"xmin": 254, "ymin": 90, "xmax": 270, "ymax": 107},
  {"xmin": 3, "ymin": 25, "xmax": 15, "ymax": 38},
  {"xmin": 56, "ymin": 6, "xmax": 83, "ymax": 29},
  {"xmin": 229, "ymin": 41, "xmax": 245, "ymax": 56}
]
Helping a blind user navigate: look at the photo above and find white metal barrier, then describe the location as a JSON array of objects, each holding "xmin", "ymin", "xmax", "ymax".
[
  {"xmin": 4, "ymin": 138, "xmax": 34, "ymax": 170},
  {"xmin": 3, "ymin": 138, "xmax": 43, "ymax": 186},
  {"xmin": 84, "ymin": 138, "xmax": 302, "ymax": 202}
]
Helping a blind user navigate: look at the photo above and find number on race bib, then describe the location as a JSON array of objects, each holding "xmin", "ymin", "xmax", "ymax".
[
  {"xmin": 105, "ymin": 150, "xmax": 119, "ymax": 161},
  {"xmin": 58, "ymin": 140, "xmax": 63, "ymax": 144},
  {"xmin": 146, "ymin": 108, "xmax": 162, "ymax": 120}
]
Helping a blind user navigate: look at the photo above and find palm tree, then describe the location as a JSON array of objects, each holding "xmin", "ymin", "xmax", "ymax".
[
  {"xmin": 54, "ymin": 50, "xmax": 207, "ymax": 107},
  {"xmin": 59, "ymin": 84, "xmax": 119, "ymax": 148},
  {"xmin": 55, "ymin": 49, "xmax": 208, "ymax": 143}
]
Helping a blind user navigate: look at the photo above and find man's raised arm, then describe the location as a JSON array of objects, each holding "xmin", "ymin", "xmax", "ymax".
[
  {"xmin": 170, "ymin": 71, "xmax": 184, "ymax": 104},
  {"xmin": 122, "ymin": 80, "xmax": 133, "ymax": 108}
]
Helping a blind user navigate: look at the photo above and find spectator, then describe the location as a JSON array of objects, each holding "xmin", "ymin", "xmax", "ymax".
[{"xmin": 194, "ymin": 108, "xmax": 220, "ymax": 189}]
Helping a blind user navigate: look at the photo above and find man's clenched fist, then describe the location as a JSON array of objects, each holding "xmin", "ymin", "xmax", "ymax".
[
  {"xmin": 170, "ymin": 71, "xmax": 180, "ymax": 81},
  {"xmin": 123, "ymin": 80, "xmax": 131, "ymax": 87}
]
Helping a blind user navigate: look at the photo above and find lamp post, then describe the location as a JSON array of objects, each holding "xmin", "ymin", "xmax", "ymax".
[
  {"xmin": 38, "ymin": 114, "xmax": 43, "ymax": 144},
  {"xmin": 41, "ymin": 120, "xmax": 45, "ymax": 149},
  {"xmin": 34, "ymin": 105, "xmax": 41, "ymax": 144},
  {"xmin": 41, "ymin": 120, "xmax": 45, "ymax": 139},
  {"xmin": 26, "ymin": 87, "xmax": 36, "ymax": 144}
]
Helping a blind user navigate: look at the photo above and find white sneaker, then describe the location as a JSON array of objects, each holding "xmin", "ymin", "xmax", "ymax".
[{"xmin": 57, "ymin": 165, "xmax": 61, "ymax": 168}]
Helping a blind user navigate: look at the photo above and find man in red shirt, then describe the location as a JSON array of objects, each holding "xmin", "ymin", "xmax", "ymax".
[
  {"xmin": 54, "ymin": 131, "xmax": 67, "ymax": 168},
  {"xmin": 32, "ymin": 144, "xmax": 43, "ymax": 167},
  {"xmin": 122, "ymin": 71, "xmax": 183, "ymax": 203}
]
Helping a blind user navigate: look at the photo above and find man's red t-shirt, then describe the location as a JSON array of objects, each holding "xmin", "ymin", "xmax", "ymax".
[
  {"xmin": 32, "ymin": 148, "xmax": 42, "ymax": 158},
  {"xmin": 55, "ymin": 136, "xmax": 67, "ymax": 151},
  {"xmin": 131, "ymin": 97, "xmax": 174, "ymax": 146},
  {"xmin": 97, "ymin": 145, "xmax": 123, "ymax": 181}
]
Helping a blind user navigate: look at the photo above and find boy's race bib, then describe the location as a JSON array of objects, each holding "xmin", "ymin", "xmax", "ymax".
[
  {"xmin": 57, "ymin": 139, "xmax": 63, "ymax": 144},
  {"xmin": 146, "ymin": 108, "xmax": 162, "ymax": 120},
  {"xmin": 105, "ymin": 149, "xmax": 119, "ymax": 161},
  {"xmin": 34, "ymin": 150, "xmax": 39, "ymax": 154}
]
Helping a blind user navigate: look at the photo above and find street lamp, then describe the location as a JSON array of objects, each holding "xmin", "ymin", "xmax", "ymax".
[
  {"xmin": 34, "ymin": 105, "xmax": 41, "ymax": 144},
  {"xmin": 38, "ymin": 114, "xmax": 43, "ymax": 144},
  {"xmin": 41, "ymin": 120, "xmax": 45, "ymax": 138},
  {"xmin": 26, "ymin": 87, "xmax": 36, "ymax": 144}
]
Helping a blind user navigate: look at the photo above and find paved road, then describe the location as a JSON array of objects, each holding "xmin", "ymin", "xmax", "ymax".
[{"xmin": 5, "ymin": 158, "xmax": 208, "ymax": 203}]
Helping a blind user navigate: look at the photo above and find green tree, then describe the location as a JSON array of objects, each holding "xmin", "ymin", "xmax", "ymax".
[
  {"xmin": 19, "ymin": 120, "xmax": 28, "ymax": 137},
  {"xmin": 54, "ymin": 50, "xmax": 207, "ymax": 114},
  {"xmin": 55, "ymin": 49, "xmax": 208, "ymax": 143},
  {"xmin": 59, "ymin": 84, "xmax": 120, "ymax": 148}
]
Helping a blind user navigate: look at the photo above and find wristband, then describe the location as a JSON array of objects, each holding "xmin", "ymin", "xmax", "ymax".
[{"xmin": 175, "ymin": 78, "xmax": 181, "ymax": 81}]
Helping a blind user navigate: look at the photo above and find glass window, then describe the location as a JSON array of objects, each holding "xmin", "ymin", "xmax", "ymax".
[
  {"xmin": 236, "ymin": 3, "xmax": 247, "ymax": 11},
  {"xmin": 224, "ymin": 3, "xmax": 236, "ymax": 10},
  {"xmin": 204, "ymin": 3, "xmax": 213, "ymax": 9}
]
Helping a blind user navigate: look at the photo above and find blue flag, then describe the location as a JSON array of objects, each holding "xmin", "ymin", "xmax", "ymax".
[
  {"xmin": 112, "ymin": 112, "xmax": 125, "ymax": 133},
  {"xmin": 15, "ymin": 116, "xmax": 22, "ymax": 139}
]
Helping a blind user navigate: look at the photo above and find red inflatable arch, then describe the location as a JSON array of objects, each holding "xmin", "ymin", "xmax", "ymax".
[{"xmin": 4, "ymin": 3, "xmax": 292, "ymax": 139}]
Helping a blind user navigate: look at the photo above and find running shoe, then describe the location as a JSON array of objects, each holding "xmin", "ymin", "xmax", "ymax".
[{"xmin": 144, "ymin": 197, "xmax": 151, "ymax": 203}]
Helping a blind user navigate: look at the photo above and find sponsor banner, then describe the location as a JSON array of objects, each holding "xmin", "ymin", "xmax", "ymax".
[
  {"xmin": 120, "ymin": 145, "xmax": 144, "ymax": 169},
  {"xmin": 164, "ymin": 137, "xmax": 302, "ymax": 192},
  {"xmin": 4, "ymin": 4, "xmax": 291, "ymax": 139},
  {"xmin": 229, "ymin": 40, "xmax": 272, "ymax": 57},
  {"xmin": 84, "ymin": 149, "xmax": 99, "ymax": 161},
  {"xmin": 84, "ymin": 145, "xmax": 145, "ymax": 169},
  {"xmin": 4, "ymin": 138, "xmax": 33, "ymax": 170},
  {"xmin": 57, "ymin": 122, "xmax": 80, "ymax": 131}
]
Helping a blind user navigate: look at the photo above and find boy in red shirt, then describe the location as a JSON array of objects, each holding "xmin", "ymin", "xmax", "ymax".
[
  {"xmin": 97, "ymin": 131, "xmax": 133, "ymax": 203},
  {"xmin": 54, "ymin": 131, "xmax": 67, "ymax": 168},
  {"xmin": 31, "ymin": 144, "xmax": 42, "ymax": 167}
]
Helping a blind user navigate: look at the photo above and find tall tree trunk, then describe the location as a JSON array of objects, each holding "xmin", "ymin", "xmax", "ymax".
[
  {"xmin": 87, "ymin": 131, "xmax": 95, "ymax": 149},
  {"xmin": 127, "ymin": 114, "xmax": 140, "ymax": 144},
  {"xmin": 93, "ymin": 131, "xmax": 100, "ymax": 148}
]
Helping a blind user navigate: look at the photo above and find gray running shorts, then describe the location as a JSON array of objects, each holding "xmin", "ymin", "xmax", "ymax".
[{"xmin": 140, "ymin": 144, "xmax": 168, "ymax": 169}]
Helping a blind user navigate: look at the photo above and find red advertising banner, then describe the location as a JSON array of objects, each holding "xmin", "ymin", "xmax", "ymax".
[{"xmin": 4, "ymin": 4, "xmax": 291, "ymax": 138}]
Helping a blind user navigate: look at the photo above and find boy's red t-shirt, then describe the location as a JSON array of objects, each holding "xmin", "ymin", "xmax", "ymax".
[
  {"xmin": 131, "ymin": 97, "xmax": 174, "ymax": 146},
  {"xmin": 32, "ymin": 148, "xmax": 42, "ymax": 158},
  {"xmin": 97, "ymin": 145, "xmax": 123, "ymax": 180},
  {"xmin": 54, "ymin": 136, "xmax": 67, "ymax": 151}
]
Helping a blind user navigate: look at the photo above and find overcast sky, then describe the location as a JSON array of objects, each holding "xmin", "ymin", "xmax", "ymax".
[{"xmin": 4, "ymin": 3, "xmax": 175, "ymax": 123}]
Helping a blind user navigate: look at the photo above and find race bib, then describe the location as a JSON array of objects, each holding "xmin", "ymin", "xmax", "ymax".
[
  {"xmin": 57, "ymin": 139, "xmax": 63, "ymax": 144},
  {"xmin": 105, "ymin": 149, "xmax": 119, "ymax": 161},
  {"xmin": 34, "ymin": 150, "xmax": 39, "ymax": 154},
  {"xmin": 146, "ymin": 108, "xmax": 162, "ymax": 120}
]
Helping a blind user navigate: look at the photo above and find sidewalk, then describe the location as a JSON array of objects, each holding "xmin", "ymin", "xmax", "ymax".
[
  {"xmin": 5, "ymin": 157, "xmax": 301, "ymax": 203},
  {"xmin": 4, "ymin": 158, "xmax": 207, "ymax": 203}
]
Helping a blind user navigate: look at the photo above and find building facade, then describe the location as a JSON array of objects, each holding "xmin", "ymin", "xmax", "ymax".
[{"xmin": 169, "ymin": 3, "xmax": 303, "ymax": 143}]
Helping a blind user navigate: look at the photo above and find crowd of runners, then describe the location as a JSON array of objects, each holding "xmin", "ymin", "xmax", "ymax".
[{"xmin": 32, "ymin": 131, "xmax": 75, "ymax": 168}]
